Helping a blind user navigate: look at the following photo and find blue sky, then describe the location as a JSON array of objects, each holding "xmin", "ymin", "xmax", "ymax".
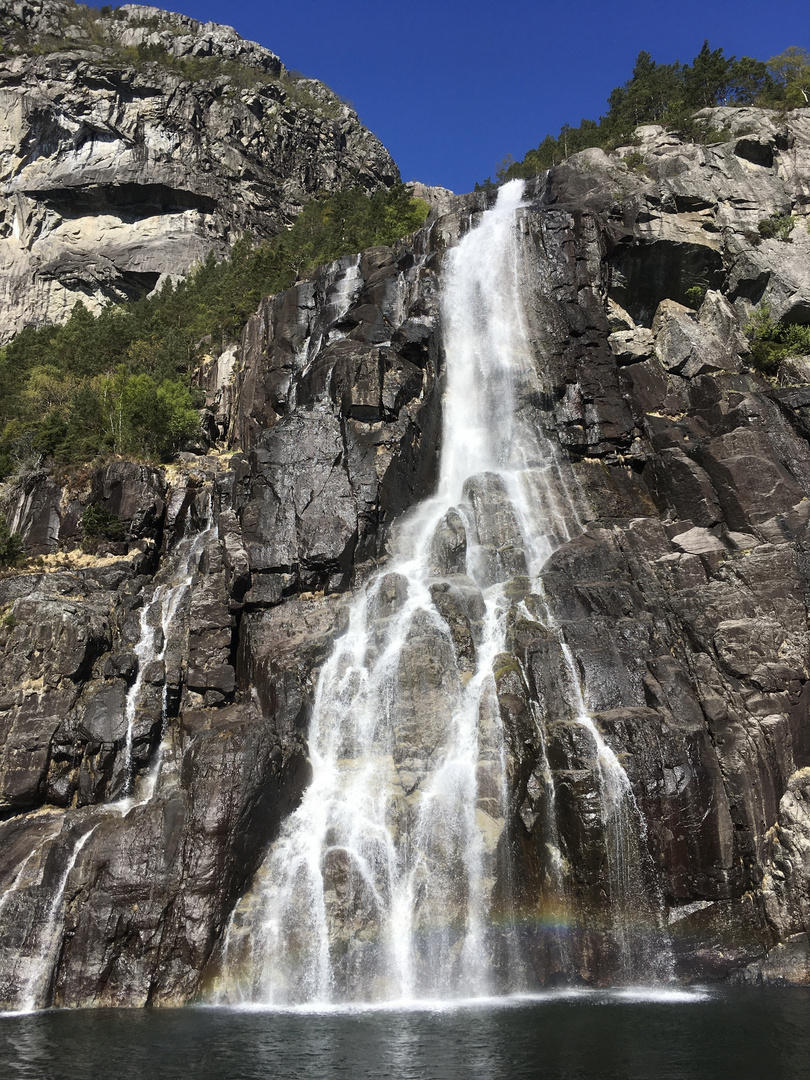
[{"xmin": 171, "ymin": 0, "xmax": 808, "ymax": 193}]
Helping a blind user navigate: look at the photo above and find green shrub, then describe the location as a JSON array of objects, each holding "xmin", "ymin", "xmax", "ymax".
[
  {"xmin": 673, "ymin": 117, "xmax": 733, "ymax": 145},
  {"xmin": 0, "ymin": 515, "xmax": 25, "ymax": 568},
  {"xmin": 745, "ymin": 303, "xmax": 810, "ymax": 373},
  {"xmin": 81, "ymin": 504, "xmax": 125, "ymax": 552},
  {"xmin": 685, "ymin": 285, "xmax": 707, "ymax": 310},
  {"xmin": 119, "ymin": 374, "xmax": 200, "ymax": 458},
  {"xmin": 623, "ymin": 150, "xmax": 650, "ymax": 175},
  {"xmin": 758, "ymin": 215, "xmax": 797, "ymax": 241}
]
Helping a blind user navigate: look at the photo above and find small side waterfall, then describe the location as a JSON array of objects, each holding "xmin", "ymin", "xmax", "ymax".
[
  {"xmin": 214, "ymin": 180, "xmax": 668, "ymax": 1005},
  {"xmin": 557, "ymin": 634, "xmax": 673, "ymax": 982},
  {"xmin": 119, "ymin": 495, "xmax": 217, "ymax": 805},
  {"xmin": 0, "ymin": 487, "xmax": 218, "ymax": 1014},
  {"xmin": 16, "ymin": 824, "xmax": 97, "ymax": 1012}
]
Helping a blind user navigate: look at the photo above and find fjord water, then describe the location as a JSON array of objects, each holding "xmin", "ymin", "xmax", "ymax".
[
  {"xmin": 2, "ymin": 990, "xmax": 810, "ymax": 1080},
  {"xmin": 213, "ymin": 179, "xmax": 666, "ymax": 1005}
]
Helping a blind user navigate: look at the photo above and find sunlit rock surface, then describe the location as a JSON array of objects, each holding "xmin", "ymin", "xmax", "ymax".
[{"xmin": 0, "ymin": 0, "xmax": 398, "ymax": 340}]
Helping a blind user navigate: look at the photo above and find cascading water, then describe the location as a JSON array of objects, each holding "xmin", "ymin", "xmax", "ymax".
[
  {"xmin": 214, "ymin": 180, "xmax": 664, "ymax": 1005},
  {"xmin": 119, "ymin": 494, "xmax": 217, "ymax": 805},
  {"xmin": 553, "ymin": 618, "xmax": 673, "ymax": 981},
  {"xmin": 16, "ymin": 824, "xmax": 97, "ymax": 1012}
]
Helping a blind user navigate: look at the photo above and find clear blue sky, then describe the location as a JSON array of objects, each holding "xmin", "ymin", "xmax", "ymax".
[{"xmin": 170, "ymin": 0, "xmax": 808, "ymax": 193}]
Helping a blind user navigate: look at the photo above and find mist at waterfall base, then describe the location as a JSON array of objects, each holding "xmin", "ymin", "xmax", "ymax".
[{"xmin": 2, "ymin": 990, "xmax": 810, "ymax": 1080}]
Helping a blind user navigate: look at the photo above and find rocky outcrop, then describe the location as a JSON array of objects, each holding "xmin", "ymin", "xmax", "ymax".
[
  {"xmin": 0, "ymin": 0, "xmax": 398, "ymax": 340},
  {"xmin": 2, "ymin": 106, "xmax": 810, "ymax": 1005}
]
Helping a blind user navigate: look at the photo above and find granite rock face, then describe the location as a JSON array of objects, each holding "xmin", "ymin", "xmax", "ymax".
[
  {"xmin": 2, "ymin": 106, "xmax": 810, "ymax": 1005},
  {"xmin": 0, "ymin": 0, "xmax": 398, "ymax": 340}
]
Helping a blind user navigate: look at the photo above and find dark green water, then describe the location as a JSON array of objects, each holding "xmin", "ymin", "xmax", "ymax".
[{"xmin": 1, "ymin": 988, "xmax": 809, "ymax": 1080}]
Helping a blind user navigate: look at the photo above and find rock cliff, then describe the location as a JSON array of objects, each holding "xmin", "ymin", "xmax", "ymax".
[
  {"xmin": 0, "ymin": 0, "xmax": 398, "ymax": 340},
  {"xmin": 2, "ymin": 103, "xmax": 810, "ymax": 1006}
]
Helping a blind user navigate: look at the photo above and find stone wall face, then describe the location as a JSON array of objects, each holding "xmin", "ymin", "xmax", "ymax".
[{"xmin": 2, "ymin": 101, "xmax": 810, "ymax": 1005}]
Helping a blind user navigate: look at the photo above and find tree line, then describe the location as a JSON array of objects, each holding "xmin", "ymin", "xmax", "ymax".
[
  {"xmin": 482, "ymin": 43, "xmax": 810, "ymax": 185},
  {"xmin": 0, "ymin": 185, "xmax": 428, "ymax": 479}
]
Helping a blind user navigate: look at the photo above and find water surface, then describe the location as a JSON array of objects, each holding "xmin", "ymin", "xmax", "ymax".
[{"xmin": 2, "ymin": 988, "xmax": 809, "ymax": 1080}]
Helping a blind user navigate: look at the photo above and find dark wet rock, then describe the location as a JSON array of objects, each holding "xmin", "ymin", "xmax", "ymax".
[
  {"xmin": 78, "ymin": 682, "xmax": 128, "ymax": 744},
  {"xmin": 430, "ymin": 509, "xmax": 468, "ymax": 576},
  {"xmin": 429, "ymin": 580, "xmax": 482, "ymax": 672},
  {"xmin": 462, "ymin": 474, "xmax": 528, "ymax": 585},
  {"xmin": 91, "ymin": 462, "xmax": 167, "ymax": 543}
]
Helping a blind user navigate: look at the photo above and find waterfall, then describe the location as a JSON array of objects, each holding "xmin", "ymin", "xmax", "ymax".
[
  {"xmin": 214, "ymin": 180, "xmax": 662, "ymax": 1005},
  {"xmin": 0, "ymin": 821, "xmax": 62, "ymax": 929},
  {"xmin": 557, "ymin": 635, "xmax": 673, "ymax": 981},
  {"xmin": 0, "ymin": 488, "xmax": 218, "ymax": 1014},
  {"xmin": 118, "ymin": 494, "xmax": 217, "ymax": 805},
  {"xmin": 16, "ymin": 824, "xmax": 97, "ymax": 1012}
]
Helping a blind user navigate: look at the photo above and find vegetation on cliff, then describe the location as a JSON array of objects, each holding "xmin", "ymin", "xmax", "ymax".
[
  {"xmin": 0, "ymin": 1, "xmax": 326, "ymax": 106},
  {"xmin": 0, "ymin": 185, "xmax": 429, "ymax": 478},
  {"xmin": 0, "ymin": 515, "xmax": 24, "ymax": 568},
  {"xmin": 746, "ymin": 305, "xmax": 810, "ymax": 373},
  {"xmin": 483, "ymin": 43, "xmax": 810, "ymax": 184}
]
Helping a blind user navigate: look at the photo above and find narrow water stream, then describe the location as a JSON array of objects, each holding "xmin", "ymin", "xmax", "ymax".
[
  {"xmin": 119, "ymin": 496, "xmax": 217, "ymax": 808},
  {"xmin": 0, "ymin": 490, "xmax": 217, "ymax": 1013}
]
